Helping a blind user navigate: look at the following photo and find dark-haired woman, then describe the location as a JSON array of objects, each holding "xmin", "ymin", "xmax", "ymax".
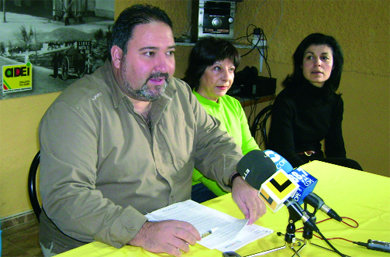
[
  {"xmin": 183, "ymin": 37, "xmax": 260, "ymax": 202},
  {"xmin": 268, "ymin": 33, "xmax": 362, "ymax": 170}
]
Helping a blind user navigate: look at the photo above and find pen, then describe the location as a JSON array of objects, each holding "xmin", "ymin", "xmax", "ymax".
[{"xmin": 201, "ymin": 228, "xmax": 217, "ymax": 238}]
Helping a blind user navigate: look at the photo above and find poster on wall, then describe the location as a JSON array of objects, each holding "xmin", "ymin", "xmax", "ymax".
[
  {"xmin": 0, "ymin": 0, "xmax": 114, "ymax": 100},
  {"xmin": 2, "ymin": 62, "xmax": 33, "ymax": 94}
]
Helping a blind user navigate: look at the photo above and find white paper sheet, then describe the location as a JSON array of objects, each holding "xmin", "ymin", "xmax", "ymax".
[{"xmin": 145, "ymin": 200, "xmax": 273, "ymax": 252}]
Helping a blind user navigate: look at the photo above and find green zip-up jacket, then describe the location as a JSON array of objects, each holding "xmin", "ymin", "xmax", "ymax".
[{"xmin": 192, "ymin": 91, "xmax": 260, "ymax": 196}]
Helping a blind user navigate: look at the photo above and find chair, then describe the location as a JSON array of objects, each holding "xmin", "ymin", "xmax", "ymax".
[
  {"xmin": 250, "ymin": 104, "xmax": 273, "ymax": 148},
  {"xmin": 28, "ymin": 151, "xmax": 41, "ymax": 222}
]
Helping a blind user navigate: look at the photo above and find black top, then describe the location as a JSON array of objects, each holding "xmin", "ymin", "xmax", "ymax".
[{"xmin": 268, "ymin": 82, "xmax": 346, "ymax": 168}]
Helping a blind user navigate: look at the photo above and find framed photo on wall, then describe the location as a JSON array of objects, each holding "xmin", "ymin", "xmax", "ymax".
[{"xmin": 0, "ymin": 0, "xmax": 114, "ymax": 100}]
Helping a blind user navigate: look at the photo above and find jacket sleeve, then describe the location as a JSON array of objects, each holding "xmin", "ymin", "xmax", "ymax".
[
  {"xmin": 39, "ymin": 101, "xmax": 146, "ymax": 248},
  {"xmin": 324, "ymin": 96, "xmax": 346, "ymax": 158},
  {"xmin": 190, "ymin": 93, "xmax": 243, "ymax": 192},
  {"xmin": 238, "ymin": 103, "xmax": 260, "ymax": 154},
  {"xmin": 268, "ymin": 96, "xmax": 306, "ymax": 168},
  {"xmin": 192, "ymin": 98, "xmax": 257, "ymax": 196},
  {"xmin": 193, "ymin": 168, "xmax": 229, "ymax": 196}
]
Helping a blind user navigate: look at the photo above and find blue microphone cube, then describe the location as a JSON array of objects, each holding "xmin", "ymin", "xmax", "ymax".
[
  {"xmin": 263, "ymin": 150, "xmax": 294, "ymax": 173},
  {"xmin": 287, "ymin": 167, "xmax": 318, "ymax": 205}
]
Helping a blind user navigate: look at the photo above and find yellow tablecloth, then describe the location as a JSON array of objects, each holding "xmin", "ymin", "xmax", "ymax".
[{"xmin": 57, "ymin": 161, "xmax": 390, "ymax": 257}]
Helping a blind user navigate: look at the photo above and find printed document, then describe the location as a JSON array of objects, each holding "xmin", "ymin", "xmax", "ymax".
[{"xmin": 146, "ymin": 200, "xmax": 273, "ymax": 252}]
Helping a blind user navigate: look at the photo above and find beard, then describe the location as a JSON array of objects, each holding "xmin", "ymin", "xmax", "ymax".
[{"xmin": 120, "ymin": 62, "xmax": 169, "ymax": 102}]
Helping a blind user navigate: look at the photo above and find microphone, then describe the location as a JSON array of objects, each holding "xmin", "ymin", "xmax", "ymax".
[
  {"xmin": 284, "ymin": 198, "xmax": 319, "ymax": 233},
  {"xmin": 288, "ymin": 167, "xmax": 318, "ymax": 205},
  {"xmin": 252, "ymin": 150, "xmax": 341, "ymax": 221},
  {"xmin": 263, "ymin": 149, "xmax": 294, "ymax": 173},
  {"xmin": 236, "ymin": 150, "xmax": 318, "ymax": 231},
  {"xmin": 304, "ymin": 192, "xmax": 342, "ymax": 222},
  {"xmin": 236, "ymin": 149, "xmax": 277, "ymax": 190},
  {"xmin": 264, "ymin": 150, "xmax": 318, "ymax": 205},
  {"xmin": 237, "ymin": 150, "xmax": 299, "ymax": 212}
]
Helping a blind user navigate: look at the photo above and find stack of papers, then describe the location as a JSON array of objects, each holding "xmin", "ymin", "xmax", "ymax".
[{"xmin": 146, "ymin": 200, "xmax": 273, "ymax": 252}]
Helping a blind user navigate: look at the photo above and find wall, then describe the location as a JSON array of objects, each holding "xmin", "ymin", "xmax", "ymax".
[
  {"xmin": 0, "ymin": 92, "xmax": 59, "ymax": 217},
  {"xmin": 232, "ymin": 0, "xmax": 390, "ymax": 177},
  {"xmin": 117, "ymin": 0, "xmax": 390, "ymax": 176},
  {"xmin": 0, "ymin": 0, "xmax": 388, "ymax": 219}
]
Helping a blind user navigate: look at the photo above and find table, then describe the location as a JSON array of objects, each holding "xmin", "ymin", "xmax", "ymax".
[{"xmin": 57, "ymin": 161, "xmax": 390, "ymax": 257}]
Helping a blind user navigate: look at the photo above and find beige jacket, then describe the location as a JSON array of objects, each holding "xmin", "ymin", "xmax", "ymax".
[{"xmin": 38, "ymin": 60, "xmax": 242, "ymax": 252}]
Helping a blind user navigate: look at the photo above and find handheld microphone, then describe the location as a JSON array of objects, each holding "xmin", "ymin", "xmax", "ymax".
[
  {"xmin": 284, "ymin": 198, "xmax": 319, "ymax": 232},
  {"xmin": 288, "ymin": 167, "xmax": 318, "ymax": 205},
  {"xmin": 237, "ymin": 150, "xmax": 299, "ymax": 212},
  {"xmin": 236, "ymin": 150, "xmax": 318, "ymax": 231},
  {"xmin": 252, "ymin": 150, "xmax": 341, "ymax": 221},
  {"xmin": 264, "ymin": 150, "xmax": 318, "ymax": 204},
  {"xmin": 263, "ymin": 149, "xmax": 294, "ymax": 173},
  {"xmin": 236, "ymin": 149, "xmax": 277, "ymax": 190},
  {"xmin": 304, "ymin": 192, "xmax": 342, "ymax": 221}
]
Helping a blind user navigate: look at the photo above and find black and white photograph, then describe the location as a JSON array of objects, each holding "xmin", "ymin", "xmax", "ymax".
[{"xmin": 0, "ymin": 0, "xmax": 114, "ymax": 99}]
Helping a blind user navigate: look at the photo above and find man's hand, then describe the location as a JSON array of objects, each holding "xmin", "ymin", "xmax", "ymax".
[
  {"xmin": 128, "ymin": 220, "xmax": 201, "ymax": 256},
  {"xmin": 231, "ymin": 175, "xmax": 266, "ymax": 224}
]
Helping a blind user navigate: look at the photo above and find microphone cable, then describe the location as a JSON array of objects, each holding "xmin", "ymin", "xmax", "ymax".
[
  {"xmin": 295, "ymin": 216, "xmax": 359, "ymax": 240},
  {"xmin": 295, "ymin": 216, "xmax": 390, "ymax": 253},
  {"xmin": 295, "ymin": 216, "xmax": 359, "ymax": 234},
  {"xmin": 276, "ymin": 229, "xmax": 350, "ymax": 257},
  {"xmin": 315, "ymin": 229, "xmax": 349, "ymax": 257},
  {"xmin": 293, "ymin": 216, "xmax": 372, "ymax": 256},
  {"xmin": 275, "ymin": 216, "xmax": 358, "ymax": 257}
]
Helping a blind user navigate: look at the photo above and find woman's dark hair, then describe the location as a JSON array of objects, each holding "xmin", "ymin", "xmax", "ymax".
[
  {"xmin": 283, "ymin": 33, "xmax": 344, "ymax": 92},
  {"xmin": 183, "ymin": 37, "xmax": 240, "ymax": 90},
  {"xmin": 109, "ymin": 4, "xmax": 173, "ymax": 61}
]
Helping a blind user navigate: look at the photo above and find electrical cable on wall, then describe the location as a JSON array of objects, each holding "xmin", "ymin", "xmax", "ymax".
[
  {"xmin": 234, "ymin": 24, "xmax": 272, "ymax": 78},
  {"xmin": 232, "ymin": 24, "xmax": 274, "ymax": 128}
]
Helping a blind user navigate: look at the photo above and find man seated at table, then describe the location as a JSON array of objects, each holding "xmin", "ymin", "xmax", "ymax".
[{"xmin": 38, "ymin": 4, "xmax": 266, "ymax": 257}]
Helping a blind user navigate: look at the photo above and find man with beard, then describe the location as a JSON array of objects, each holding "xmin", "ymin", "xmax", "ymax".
[{"xmin": 38, "ymin": 4, "xmax": 266, "ymax": 257}]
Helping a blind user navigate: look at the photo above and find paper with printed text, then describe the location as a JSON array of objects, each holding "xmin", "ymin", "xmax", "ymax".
[{"xmin": 146, "ymin": 200, "xmax": 273, "ymax": 251}]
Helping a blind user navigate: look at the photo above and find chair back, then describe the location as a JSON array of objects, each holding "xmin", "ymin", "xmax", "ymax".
[
  {"xmin": 28, "ymin": 151, "xmax": 41, "ymax": 221},
  {"xmin": 251, "ymin": 105, "xmax": 273, "ymax": 148}
]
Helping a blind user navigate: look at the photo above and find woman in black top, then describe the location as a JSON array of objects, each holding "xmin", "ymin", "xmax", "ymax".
[{"xmin": 268, "ymin": 33, "xmax": 362, "ymax": 170}]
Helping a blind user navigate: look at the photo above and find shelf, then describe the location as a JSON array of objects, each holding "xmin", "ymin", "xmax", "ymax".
[
  {"xmin": 237, "ymin": 94, "xmax": 275, "ymax": 107},
  {"xmin": 175, "ymin": 41, "xmax": 266, "ymax": 72},
  {"xmin": 175, "ymin": 42, "xmax": 263, "ymax": 49}
]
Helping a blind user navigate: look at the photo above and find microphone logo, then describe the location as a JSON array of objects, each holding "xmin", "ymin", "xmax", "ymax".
[
  {"xmin": 264, "ymin": 150, "xmax": 293, "ymax": 172},
  {"xmin": 242, "ymin": 168, "xmax": 250, "ymax": 180},
  {"xmin": 265, "ymin": 150, "xmax": 281, "ymax": 163},
  {"xmin": 259, "ymin": 170, "xmax": 299, "ymax": 212},
  {"xmin": 287, "ymin": 167, "xmax": 318, "ymax": 204}
]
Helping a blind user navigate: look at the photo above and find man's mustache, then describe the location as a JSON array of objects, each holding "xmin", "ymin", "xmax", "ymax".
[{"xmin": 148, "ymin": 72, "xmax": 169, "ymax": 81}]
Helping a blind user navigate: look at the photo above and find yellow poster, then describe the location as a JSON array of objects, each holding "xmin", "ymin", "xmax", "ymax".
[{"xmin": 2, "ymin": 63, "xmax": 33, "ymax": 95}]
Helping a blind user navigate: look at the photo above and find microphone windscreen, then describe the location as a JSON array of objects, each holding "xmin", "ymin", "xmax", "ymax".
[
  {"xmin": 287, "ymin": 167, "xmax": 318, "ymax": 205},
  {"xmin": 264, "ymin": 150, "xmax": 294, "ymax": 173},
  {"xmin": 236, "ymin": 150, "xmax": 277, "ymax": 190}
]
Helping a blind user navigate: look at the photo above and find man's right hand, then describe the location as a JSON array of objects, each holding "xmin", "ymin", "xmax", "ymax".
[{"xmin": 128, "ymin": 220, "xmax": 201, "ymax": 256}]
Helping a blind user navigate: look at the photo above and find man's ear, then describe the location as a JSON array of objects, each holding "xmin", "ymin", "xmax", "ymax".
[{"xmin": 111, "ymin": 46, "xmax": 123, "ymax": 69}]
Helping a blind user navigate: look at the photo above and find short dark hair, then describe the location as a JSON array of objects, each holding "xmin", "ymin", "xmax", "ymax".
[
  {"xmin": 109, "ymin": 4, "xmax": 173, "ymax": 61},
  {"xmin": 183, "ymin": 37, "xmax": 240, "ymax": 90},
  {"xmin": 283, "ymin": 33, "xmax": 344, "ymax": 92}
]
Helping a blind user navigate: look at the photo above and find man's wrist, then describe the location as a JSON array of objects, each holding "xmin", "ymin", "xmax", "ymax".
[
  {"xmin": 229, "ymin": 172, "xmax": 241, "ymax": 187},
  {"xmin": 129, "ymin": 221, "xmax": 151, "ymax": 246}
]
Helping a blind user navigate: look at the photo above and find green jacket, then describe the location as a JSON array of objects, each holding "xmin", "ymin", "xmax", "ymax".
[{"xmin": 192, "ymin": 91, "xmax": 260, "ymax": 196}]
